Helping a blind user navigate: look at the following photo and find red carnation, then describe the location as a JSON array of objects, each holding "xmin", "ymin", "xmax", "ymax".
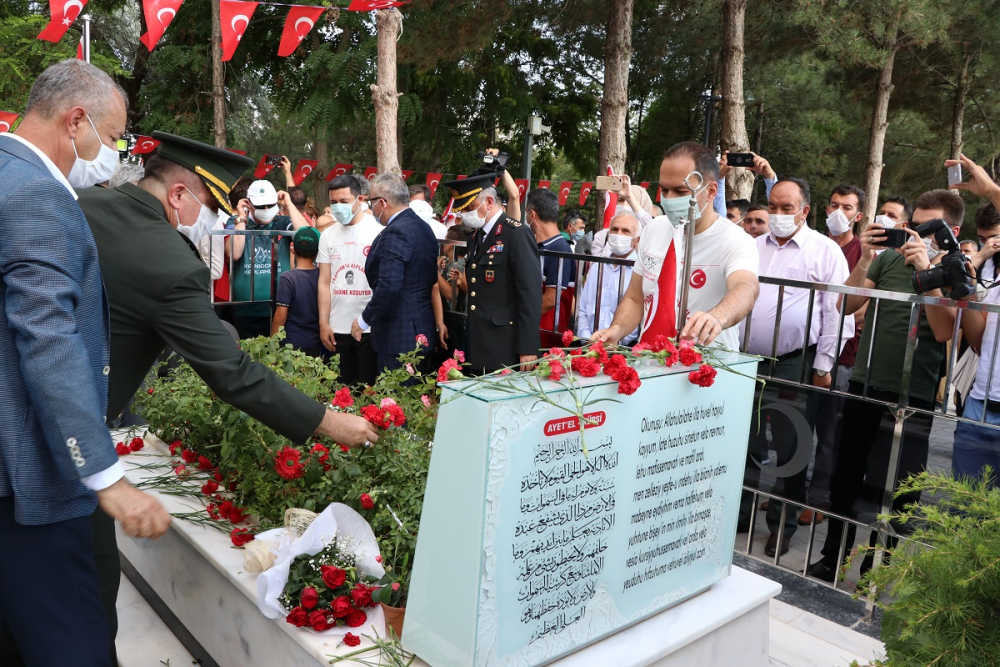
[
  {"xmin": 343, "ymin": 632, "xmax": 361, "ymax": 647},
  {"xmin": 361, "ymin": 405, "xmax": 389, "ymax": 429},
  {"xmin": 274, "ymin": 446, "xmax": 305, "ymax": 480},
  {"xmin": 115, "ymin": 442, "xmax": 130, "ymax": 456},
  {"xmin": 659, "ymin": 339, "xmax": 679, "ymax": 366},
  {"xmin": 129, "ymin": 437, "xmax": 145, "ymax": 452},
  {"xmin": 416, "ymin": 333, "xmax": 429, "ymax": 347},
  {"xmin": 561, "ymin": 329, "xmax": 575, "ymax": 346},
  {"xmin": 617, "ymin": 367, "xmax": 641, "ymax": 396},
  {"xmin": 321, "ymin": 565, "xmax": 347, "ymax": 589},
  {"xmin": 207, "ymin": 503, "xmax": 220, "ymax": 520},
  {"xmin": 689, "ymin": 363, "xmax": 718, "ymax": 388},
  {"xmin": 589, "ymin": 341, "xmax": 610, "ymax": 363},
  {"xmin": 375, "ymin": 555, "xmax": 383, "ymax": 563},
  {"xmin": 678, "ymin": 340, "xmax": 702, "ymax": 367},
  {"xmin": 332, "ymin": 387, "xmax": 354, "ymax": 408},
  {"xmin": 309, "ymin": 609, "xmax": 331, "ymax": 632},
  {"xmin": 197, "ymin": 456, "xmax": 213, "ymax": 471},
  {"xmin": 286, "ymin": 607, "xmax": 309, "ymax": 627},
  {"xmin": 360, "ymin": 493, "xmax": 374, "ymax": 510},
  {"xmin": 602, "ymin": 354, "xmax": 628, "ymax": 380},
  {"xmin": 339, "ymin": 444, "xmax": 350, "ymax": 453},
  {"xmin": 437, "ymin": 358, "xmax": 463, "ymax": 382},
  {"xmin": 201, "ymin": 480, "xmax": 219, "ymax": 495},
  {"xmin": 547, "ymin": 359, "xmax": 565, "ymax": 382},
  {"xmin": 214, "ymin": 471, "xmax": 224, "ymax": 482},
  {"xmin": 350, "ymin": 583, "xmax": 374, "ymax": 608},
  {"xmin": 230, "ymin": 527, "xmax": 254, "ymax": 547},
  {"xmin": 570, "ymin": 355, "xmax": 601, "ymax": 377},
  {"xmin": 174, "ymin": 464, "xmax": 187, "ymax": 478},
  {"xmin": 181, "ymin": 449, "xmax": 197, "ymax": 463},
  {"xmin": 301, "ymin": 587, "xmax": 319, "ymax": 610},
  {"xmin": 311, "ymin": 443, "xmax": 329, "ymax": 455},
  {"xmin": 453, "ymin": 350, "xmax": 465, "ymax": 363},
  {"xmin": 386, "ymin": 404, "xmax": 406, "ymax": 427},
  {"xmin": 228, "ymin": 481, "xmax": 238, "ymax": 492},
  {"xmin": 346, "ymin": 609, "xmax": 367, "ymax": 628},
  {"xmin": 227, "ymin": 505, "xmax": 249, "ymax": 524},
  {"xmin": 331, "ymin": 595, "xmax": 352, "ymax": 618},
  {"xmin": 169, "ymin": 440, "xmax": 182, "ymax": 455},
  {"xmin": 217, "ymin": 500, "xmax": 234, "ymax": 518}
]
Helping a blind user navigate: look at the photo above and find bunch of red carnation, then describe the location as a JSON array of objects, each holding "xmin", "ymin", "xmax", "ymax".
[
  {"xmin": 280, "ymin": 538, "xmax": 381, "ymax": 633},
  {"xmin": 360, "ymin": 399, "xmax": 406, "ymax": 430},
  {"xmin": 437, "ymin": 358, "xmax": 464, "ymax": 383}
]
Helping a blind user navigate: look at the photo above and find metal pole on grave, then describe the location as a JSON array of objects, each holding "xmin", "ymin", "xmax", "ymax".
[{"xmin": 81, "ymin": 13, "xmax": 92, "ymax": 63}]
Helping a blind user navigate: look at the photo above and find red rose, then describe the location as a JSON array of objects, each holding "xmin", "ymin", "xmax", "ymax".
[
  {"xmin": 169, "ymin": 440, "xmax": 182, "ymax": 455},
  {"xmin": 339, "ymin": 444, "xmax": 350, "ymax": 453},
  {"xmin": 201, "ymin": 480, "xmax": 219, "ymax": 495},
  {"xmin": 309, "ymin": 609, "xmax": 330, "ymax": 632},
  {"xmin": 617, "ymin": 367, "xmax": 641, "ymax": 396},
  {"xmin": 321, "ymin": 565, "xmax": 347, "ymax": 589},
  {"xmin": 360, "ymin": 493, "xmax": 374, "ymax": 510},
  {"xmin": 332, "ymin": 387, "xmax": 354, "ymax": 408},
  {"xmin": 361, "ymin": 405, "xmax": 390, "ymax": 429},
  {"xmin": 350, "ymin": 583, "xmax": 374, "ymax": 608},
  {"xmin": 230, "ymin": 527, "xmax": 254, "ymax": 547},
  {"xmin": 286, "ymin": 607, "xmax": 309, "ymax": 627},
  {"xmin": 129, "ymin": 437, "xmax": 145, "ymax": 452},
  {"xmin": 181, "ymin": 449, "xmax": 197, "ymax": 463},
  {"xmin": 115, "ymin": 442, "xmax": 130, "ymax": 456},
  {"xmin": 274, "ymin": 446, "xmax": 305, "ymax": 480},
  {"xmin": 602, "ymin": 354, "xmax": 628, "ymax": 380},
  {"xmin": 678, "ymin": 340, "xmax": 702, "ymax": 367},
  {"xmin": 561, "ymin": 329, "xmax": 575, "ymax": 346},
  {"xmin": 386, "ymin": 404, "xmax": 406, "ymax": 427},
  {"xmin": 331, "ymin": 595, "xmax": 352, "ymax": 618},
  {"xmin": 197, "ymin": 455, "xmax": 213, "ymax": 471},
  {"xmin": 437, "ymin": 358, "xmax": 463, "ymax": 382},
  {"xmin": 346, "ymin": 609, "xmax": 367, "ymax": 628},
  {"xmin": 570, "ymin": 356, "xmax": 601, "ymax": 377},
  {"xmin": 300, "ymin": 587, "xmax": 319, "ymax": 610},
  {"xmin": 343, "ymin": 632, "xmax": 361, "ymax": 647},
  {"xmin": 689, "ymin": 363, "xmax": 718, "ymax": 388},
  {"xmin": 214, "ymin": 471, "xmax": 223, "ymax": 482}
]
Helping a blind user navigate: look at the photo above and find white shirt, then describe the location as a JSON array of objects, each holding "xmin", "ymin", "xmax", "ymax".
[
  {"xmin": 317, "ymin": 217, "xmax": 384, "ymax": 334},
  {"xmin": 742, "ymin": 225, "xmax": 853, "ymax": 372},
  {"xmin": 635, "ymin": 214, "xmax": 759, "ymax": 351},
  {"xmin": 971, "ymin": 261, "xmax": 1000, "ymax": 401},
  {"xmin": 0, "ymin": 133, "xmax": 77, "ymax": 200},
  {"xmin": 577, "ymin": 257, "xmax": 638, "ymax": 344},
  {"xmin": 592, "ymin": 207, "xmax": 655, "ymax": 256},
  {"xmin": 198, "ymin": 212, "xmax": 228, "ymax": 281}
]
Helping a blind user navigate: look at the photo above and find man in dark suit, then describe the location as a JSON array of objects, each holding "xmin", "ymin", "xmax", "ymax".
[
  {"xmin": 353, "ymin": 173, "xmax": 439, "ymax": 373},
  {"xmin": 441, "ymin": 174, "xmax": 542, "ymax": 374},
  {"xmin": 0, "ymin": 59, "xmax": 171, "ymax": 667}
]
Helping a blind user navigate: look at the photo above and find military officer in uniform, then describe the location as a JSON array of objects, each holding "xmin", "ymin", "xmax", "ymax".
[
  {"xmin": 75, "ymin": 132, "xmax": 380, "ymax": 656},
  {"xmin": 441, "ymin": 174, "xmax": 542, "ymax": 374}
]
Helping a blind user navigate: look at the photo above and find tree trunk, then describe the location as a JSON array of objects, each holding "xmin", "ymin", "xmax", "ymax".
[
  {"xmin": 862, "ymin": 19, "xmax": 900, "ymax": 225},
  {"xmin": 314, "ymin": 130, "xmax": 329, "ymax": 204},
  {"xmin": 950, "ymin": 52, "xmax": 972, "ymax": 160},
  {"xmin": 371, "ymin": 8, "xmax": 401, "ymax": 174},
  {"xmin": 597, "ymin": 0, "xmax": 635, "ymax": 175},
  {"xmin": 211, "ymin": 0, "xmax": 226, "ymax": 148},
  {"xmin": 720, "ymin": 0, "xmax": 753, "ymax": 200}
]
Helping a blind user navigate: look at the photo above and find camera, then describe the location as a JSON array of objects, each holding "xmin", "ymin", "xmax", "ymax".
[
  {"xmin": 474, "ymin": 151, "xmax": 510, "ymax": 175},
  {"xmin": 728, "ymin": 152, "xmax": 755, "ymax": 168},
  {"xmin": 265, "ymin": 154, "xmax": 284, "ymax": 167},
  {"xmin": 910, "ymin": 218, "xmax": 975, "ymax": 299}
]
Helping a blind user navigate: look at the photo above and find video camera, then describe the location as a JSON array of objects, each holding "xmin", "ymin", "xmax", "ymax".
[
  {"xmin": 911, "ymin": 218, "xmax": 975, "ymax": 299},
  {"xmin": 473, "ymin": 150, "xmax": 510, "ymax": 176}
]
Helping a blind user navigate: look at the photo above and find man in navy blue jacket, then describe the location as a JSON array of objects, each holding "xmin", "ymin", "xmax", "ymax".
[
  {"xmin": 0, "ymin": 60, "xmax": 170, "ymax": 667},
  {"xmin": 353, "ymin": 173, "xmax": 439, "ymax": 373}
]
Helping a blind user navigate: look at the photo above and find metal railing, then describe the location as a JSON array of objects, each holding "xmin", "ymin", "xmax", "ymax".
[{"xmin": 204, "ymin": 228, "xmax": 295, "ymax": 311}]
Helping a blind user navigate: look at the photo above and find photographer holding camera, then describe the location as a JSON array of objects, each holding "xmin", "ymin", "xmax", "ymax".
[{"xmin": 808, "ymin": 189, "xmax": 962, "ymax": 582}]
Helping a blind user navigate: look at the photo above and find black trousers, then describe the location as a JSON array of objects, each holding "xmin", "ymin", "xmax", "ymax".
[
  {"xmin": 0, "ymin": 500, "xmax": 111, "ymax": 667},
  {"xmin": 334, "ymin": 333, "xmax": 377, "ymax": 388},
  {"xmin": 820, "ymin": 382, "xmax": 933, "ymax": 562}
]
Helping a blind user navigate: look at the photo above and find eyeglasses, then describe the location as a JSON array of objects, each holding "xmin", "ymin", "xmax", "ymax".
[
  {"xmin": 368, "ymin": 197, "xmax": 386, "ymax": 208},
  {"xmin": 252, "ymin": 203, "xmax": 277, "ymax": 210}
]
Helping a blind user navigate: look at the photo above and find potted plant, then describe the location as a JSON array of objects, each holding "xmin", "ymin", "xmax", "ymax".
[{"xmin": 372, "ymin": 565, "xmax": 408, "ymax": 638}]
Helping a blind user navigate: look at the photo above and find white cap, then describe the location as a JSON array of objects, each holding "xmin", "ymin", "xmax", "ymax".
[
  {"xmin": 409, "ymin": 199, "xmax": 436, "ymax": 224},
  {"xmin": 248, "ymin": 180, "xmax": 278, "ymax": 206}
]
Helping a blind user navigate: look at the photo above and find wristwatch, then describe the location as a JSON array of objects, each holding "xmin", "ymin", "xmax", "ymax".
[{"xmin": 815, "ymin": 369, "xmax": 828, "ymax": 377}]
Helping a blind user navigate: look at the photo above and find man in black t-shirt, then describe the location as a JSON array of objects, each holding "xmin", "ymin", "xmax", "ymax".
[{"xmin": 272, "ymin": 227, "xmax": 326, "ymax": 359}]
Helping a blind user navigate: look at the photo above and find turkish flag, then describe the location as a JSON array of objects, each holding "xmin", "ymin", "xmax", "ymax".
[
  {"xmin": 456, "ymin": 175, "xmax": 467, "ymax": 180},
  {"xmin": 640, "ymin": 181, "xmax": 650, "ymax": 190},
  {"xmin": 400, "ymin": 170, "xmax": 414, "ymax": 181},
  {"xmin": 252, "ymin": 155, "xmax": 275, "ymax": 179},
  {"xmin": 227, "ymin": 148, "xmax": 247, "ymax": 155},
  {"xmin": 346, "ymin": 0, "xmax": 408, "ymax": 10},
  {"xmin": 131, "ymin": 136, "xmax": 160, "ymax": 155},
  {"xmin": 220, "ymin": 0, "xmax": 258, "ymax": 62},
  {"xmin": 76, "ymin": 36, "xmax": 83, "ymax": 59},
  {"xmin": 0, "ymin": 112, "xmax": 20, "ymax": 133},
  {"xmin": 557, "ymin": 181, "xmax": 573, "ymax": 206},
  {"xmin": 292, "ymin": 159, "xmax": 319, "ymax": 185},
  {"xmin": 426, "ymin": 172, "xmax": 443, "ymax": 197},
  {"xmin": 38, "ymin": 0, "xmax": 89, "ymax": 42},
  {"xmin": 139, "ymin": 0, "xmax": 184, "ymax": 52},
  {"xmin": 277, "ymin": 5, "xmax": 324, "ymax": 57},
  {"xmin": 363, "ymin": 166, "xmax": 378, "ymax": 181},
  {"xmin": 578, "ymin": 182, "xmax": 594, "ymax": 207},
  {"xmin": 324, "ymin": 163, "xmax": 353, "ymax": 181},
  {"xmin": 536, "ymin": 180, "xmax": 551, "ymax": 190},
  {"xmin": 513, "ymin": 179, "xmax": 528, "ymax": 203}
]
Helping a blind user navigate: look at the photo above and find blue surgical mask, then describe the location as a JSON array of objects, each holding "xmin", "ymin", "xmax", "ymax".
[
  {"xmin": 659, "ymin": 195, "xmax": 694, "ymax": 227},
  {"xmin": 571, "ymin": 230, "xmax": 585, "ymax": 243}
]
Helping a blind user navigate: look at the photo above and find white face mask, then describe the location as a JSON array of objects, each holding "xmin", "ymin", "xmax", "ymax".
[
  {"xmin": 607, "ymin": 233, "xmax": 633, "ymax": 256},
  {"xmin": 253, "ymin": 205, "xmax": 278, "ymax": 224},
  {"xmin": 769, "ymin": 210, "xmax": 802, "ymax": 238},
  {"xmin": 67, "ymin": 112, "xmax": 119, "ymax": 189},
  {"xmin": 826, "ymin": 208, "xmax": 851, "ymax": 236},
  {"xmin": 175, "ymin": 187, "xmax": 216, "ymax": 246},
  {"xmin": 461, "ymin": 201, "xmax": 487, "ymax": 229},
  {"xmin": 925, "ymin": 237, "xmax": 941, "ymax": 260},
  {"xmin": 874, "ymin": 215, "xmax": 897, "ymax": 228}
]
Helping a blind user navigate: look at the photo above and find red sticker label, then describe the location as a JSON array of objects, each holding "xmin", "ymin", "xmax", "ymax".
[{"xmin": 544, "ymin": 411, "xmax": 606, "ymax": 436}]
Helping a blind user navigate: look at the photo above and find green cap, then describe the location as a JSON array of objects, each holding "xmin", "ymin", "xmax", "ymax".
[
  {"xmin": 293, "ymin": 226, "xmax": 321, "ymax": 256},
  {"xmin": 150, "ymin": 131, "xmax": 254, "ymax": 214}
]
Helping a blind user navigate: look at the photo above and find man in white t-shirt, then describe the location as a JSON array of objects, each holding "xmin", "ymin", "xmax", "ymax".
[
  {"xmin": 593, "ymin": 142, "xmax": 759, "ymax": 350},
  {"xmin": 318, "ymin": 175, "xmax": 383, "ymax": 386}
]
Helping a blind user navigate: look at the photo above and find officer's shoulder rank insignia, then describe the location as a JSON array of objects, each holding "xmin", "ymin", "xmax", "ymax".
[{"xmin": 507, "ymin": 219, "xmax": 522, "ymax": 228}]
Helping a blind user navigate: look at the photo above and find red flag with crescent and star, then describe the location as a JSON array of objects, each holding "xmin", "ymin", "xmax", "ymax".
[
  {"xmin": 513, "ymin": 179, "xmax": 528, "ymax": 203},
  {"xmin": 346, "ymin": 0, "xmax": 408, "ymax": 10},
  {"xmin": 139, "ymin": 0, "xmax": 184, "ymax": 52},
  {"xmin": 277, "ymin": 5, "xmax": 324, "ymax": 57},
  {"xmin": 400, "ymin": 170, "xmax": 413, "ymax": 181},
  {"xmin": 252, "ymin": 155, "xmax": 275, "ymax": 179},
  {"xmin": 536, "ymin": 180, "xmax": 551, "ymax": 190},
  {"xmin": 363, "ymin": 166, "xmax": 378, "ymax": 181},
  {"xmin": 639, "ymin": 240, "xmax": 679, "ymax": 343},
  {"xmin": 603, "ymin": 165, "xmax": 619, "ymax": 229},
  {"xmin": 426, "ymin": 172, "xmax": 442, "ymax": 197},
  {"xmin": 325, "ymin": 163, "xmax": 353, "ymax": 181},
  {"xmin": 578, "ymin": 182, "xmax": 594, "ymax": 207},
  {"xmin": 292, "ymin": 159, "xmax": 319, "ymax": 185},
  {"xmin": 38, "ymin": 0, "xmax": 89, "ymax": 42},
  {"xmin": 220, "ymin": 0, "xmax": 258, "ymax": 62},
  {"xmin": 131, "ymin": 136, "xmax": 160, "ymax": 155},
  {"xmin": 557, "ymin": 181, "xmax": 573, "ymax": 206},
  {"xmin": 0, "ymin": 112, "xmax": 20, "ymax": 134}
]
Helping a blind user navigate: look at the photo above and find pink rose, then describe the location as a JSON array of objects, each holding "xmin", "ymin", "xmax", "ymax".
[
  {"xmin": 415, "ymin": 334, "xmax": 429, "ymax": 347},
  {"xmin": 421, "ymin": 395, "xmax": 431, "ymax": 408}
]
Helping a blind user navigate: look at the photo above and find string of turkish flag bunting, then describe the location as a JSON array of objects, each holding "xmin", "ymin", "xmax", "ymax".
[
  {"xmin": 36, "ymin": 0, "xmax": 410, "ymax": 60},
  {"xmin": 126, "ymin": 136, "xmax": 656, "ymax": 206}
]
